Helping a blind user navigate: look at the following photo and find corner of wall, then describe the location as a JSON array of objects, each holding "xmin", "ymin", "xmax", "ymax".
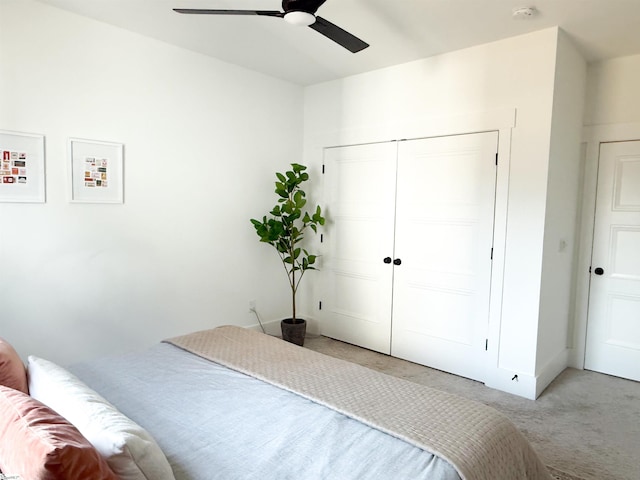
[
  {"xmin": 485, "ymin": 345, "xmax": 569, "ymax": 400},
  {"xmin": 485, "ymin": 368, "xmax": 538, "ymax": 400},
  {"xmin": 535, "ymin": 22, "xmax": 588, "ymax": 376},
  {"xmin": 535, "ymin": 347, "xmax": 570, "ymax": 397}
]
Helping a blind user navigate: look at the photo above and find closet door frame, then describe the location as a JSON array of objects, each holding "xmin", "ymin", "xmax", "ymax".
[{"xmin": 307, "ymin": 107, "xmax": 515, "ymax": 386}]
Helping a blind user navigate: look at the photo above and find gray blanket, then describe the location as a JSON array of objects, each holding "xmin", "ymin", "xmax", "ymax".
[
  {"xmin": 70, "ymin": 340, "xmax": 460, "ymax": 480},
  {"xmin": 167, "ymin": 326, "xmax": 552, "ymax": 480}
]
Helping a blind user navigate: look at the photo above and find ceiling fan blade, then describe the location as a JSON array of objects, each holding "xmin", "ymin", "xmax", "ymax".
[
  {"xmin": 173, "ymin": 9, "xmax": 284, "ymax": 18},
  {"xmin": 309, "ymin": 16, "xmax": 368, "ymax": 53},
  {"xmin": 284, "ymin": 0, "xmax": 327, "ymax": 14}
]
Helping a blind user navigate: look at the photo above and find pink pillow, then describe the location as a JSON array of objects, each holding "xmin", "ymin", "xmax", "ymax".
[
  {"xmin": 0, "ymin": 385, "xmax": 118, "ymax": 480},
  {"xmin": 0, "ymin": 337, "xmax": 28, "ymax": 393}
]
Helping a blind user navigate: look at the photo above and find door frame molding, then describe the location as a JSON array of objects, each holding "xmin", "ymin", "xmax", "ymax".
[{"xmin": 573, "ymin": 121, "xmax": 640, "ymax": 369}]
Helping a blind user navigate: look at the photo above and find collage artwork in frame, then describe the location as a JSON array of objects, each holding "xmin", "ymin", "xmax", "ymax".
[
  {"xmin": 0, "ymin": 130, "xmax": 46, "ymax": 203},
  {"xmin": 69, "ymin": 138, "xmax": 124, "ymax": 203}
]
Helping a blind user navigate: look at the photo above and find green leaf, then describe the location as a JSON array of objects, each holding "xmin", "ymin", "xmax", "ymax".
[
  {"xmin": 252, "ymin": 163, "xmax": 324, "ymax": 317},
  {"xmin": 289, "ymin": 211, "xmax": 301, "ymax": 222}
]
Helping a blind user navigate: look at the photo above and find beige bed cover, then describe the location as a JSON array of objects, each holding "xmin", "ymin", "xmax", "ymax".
[{"xmin": 167, "ymin": 326, "xmax": 552, "ymax": 480}]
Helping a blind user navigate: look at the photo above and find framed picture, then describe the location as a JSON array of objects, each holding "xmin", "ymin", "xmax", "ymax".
[
  {"xmin": 69, "ymin": 138, "xmax": 124, "ymax": 203},
  {"xmin": 0, "ymin": 130, "xmax": 46, "ymax": 203}
]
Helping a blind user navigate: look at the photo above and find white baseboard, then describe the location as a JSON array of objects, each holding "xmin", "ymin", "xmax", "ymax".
[
  {"xmin": 566, "ymin": 347, "xmax": 584, "ymax": 370},
  {"xmin": 485, "ymin": 348, "xmax": 570, "ymax": 399},
  {"xmin": 246, "ymin": 316, "xmax": 321, "ymax": 337},
  {"xmin": 246, "ymin": 319, "xmax": 281, "ymax": 336},
  {"xmin": 535, "ymin": 347, "xmax": 570, "ymax": 397},
  {"xmin": 485, "ymin": 369, "xmax": 538, "ymax": 399}
]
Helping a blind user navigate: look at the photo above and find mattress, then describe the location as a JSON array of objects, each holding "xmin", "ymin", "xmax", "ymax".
[
  {"xmin": 71, "ymin": 326, "xmax": 551, "ymax": 480},
  {"xmin": 70, "ymin": 340, "xmax": 460, "ymax": 480},
  {"xmin": 166, "ymin": 326, "xmax": 551, "ymax": 480}
]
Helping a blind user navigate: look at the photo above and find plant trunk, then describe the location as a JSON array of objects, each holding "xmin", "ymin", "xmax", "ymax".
[
  {"xmin": 290, "ymin": 245, "xmax": 297, "ymax": 323},
  {"xmin": 291, "ymin": 265, "xmax": 297, "ymax": 323}
]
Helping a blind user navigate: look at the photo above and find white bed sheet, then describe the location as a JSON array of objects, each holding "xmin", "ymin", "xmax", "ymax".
[{"xmin": 70, "ymin": 342, "xmax": 460, "ymax": 480}]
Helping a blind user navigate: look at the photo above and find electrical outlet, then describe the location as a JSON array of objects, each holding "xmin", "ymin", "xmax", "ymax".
[{"xmin": 249, "ymin": 300, "xmax": 256, "ymax": 312}]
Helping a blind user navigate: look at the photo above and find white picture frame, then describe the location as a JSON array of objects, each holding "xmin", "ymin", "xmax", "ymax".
[
  {"xmin": 69, "ymin": 138, "xmax": 124, "ymax": 204},
  {"xmin": 0, "ymin": 130, "xmax": 46, "ymax": 203}
]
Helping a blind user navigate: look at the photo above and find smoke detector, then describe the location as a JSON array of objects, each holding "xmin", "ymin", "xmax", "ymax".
[{"xmin": 512, "ymin": 6, "xmax": 537, "ymax": 19}]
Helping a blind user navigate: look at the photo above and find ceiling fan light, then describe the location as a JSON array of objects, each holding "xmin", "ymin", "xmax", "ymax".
[{"xmin": 284, "ymin": 11, "xmax": 316, "ymax": 26}]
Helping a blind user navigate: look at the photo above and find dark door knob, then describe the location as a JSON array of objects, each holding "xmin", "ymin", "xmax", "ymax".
[
  {"xmin": 383, "ymin": 257, "xmax": 392, "ymax": 264},
  {"xmin": 393, "ymin": 258, "xmax": 402, "ymax": 265},
  {"xmin": 594, "ymin": 267, "xmax": 604, "ymax": 275}
]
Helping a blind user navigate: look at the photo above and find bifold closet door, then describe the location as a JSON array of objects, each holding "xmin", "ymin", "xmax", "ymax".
[
  {"xmin": 391, "ymin": 132, "xmax": 498, "ymax": 382},
  {"xmin": 320, "ymin": 142, "xmax": 397, "ymax": 354}
]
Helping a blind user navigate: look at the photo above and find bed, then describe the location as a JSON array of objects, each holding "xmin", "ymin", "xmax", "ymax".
[{"xmin": 1, "ymin": 327, "xmax": 553, "ymax": 480}]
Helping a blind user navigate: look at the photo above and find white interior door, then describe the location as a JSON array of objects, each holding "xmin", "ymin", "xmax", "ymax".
[
  {"xmin": 391, "ymin": 132, "xmax": 498, "ymax": 382},
  {"xmin": 585, "ymin": 140, "xmax": 640, "ymax": 382},
  {"xmin": 319, "ymin": 142, "xmax": 397, "ymax": 354}
]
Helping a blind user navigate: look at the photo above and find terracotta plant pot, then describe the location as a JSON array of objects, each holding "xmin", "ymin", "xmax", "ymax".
[{"xmin": 281, "ymin": 318, "xmax": 307, "ymax": 346}]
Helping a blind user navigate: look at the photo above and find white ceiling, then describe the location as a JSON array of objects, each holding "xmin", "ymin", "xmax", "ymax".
[{"xmin": 35, "ymin": 0, "xmax": 640, "ymax": 86}]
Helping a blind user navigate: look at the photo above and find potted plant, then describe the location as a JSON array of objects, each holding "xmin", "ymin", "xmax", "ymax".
[{"xmin": 250, "ymin": 163, "xmax": 325, "ymax": 346}]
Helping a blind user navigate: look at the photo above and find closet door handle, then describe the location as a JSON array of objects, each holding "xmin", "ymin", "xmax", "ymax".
[
  {"xmin": 594, "ymin": 267, "xmax": 604, "ymax": 275},
  {"xmin": 393, "ymin": 258, "xmax": 402, "ymax": 266},
  {"xmin": 383, "ymin": 257, "xmax": 392, "ymax": 264}
]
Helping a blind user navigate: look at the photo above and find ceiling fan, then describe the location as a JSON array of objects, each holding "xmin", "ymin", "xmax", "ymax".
[{"xmin": 173, "ymin": 0, "xmax": 369, "ymax": 53}]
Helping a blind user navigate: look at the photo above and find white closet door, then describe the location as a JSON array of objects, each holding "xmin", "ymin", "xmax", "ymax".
[
  {"xmin": 320, "ymin": 142, "xmax": 397, "ymax": 354},
  {"xmin": 391, "ymin": 132, "xmax": 498, "ymax": 381},
  {"xmin": 585, "ymin": 140, "xmax": 640, "ymax": 382}
]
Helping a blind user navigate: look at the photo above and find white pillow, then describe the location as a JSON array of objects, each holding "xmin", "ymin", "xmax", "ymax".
[{"xmin": 27, "ymin": 355, "xmax": 175, "ymax": 480}]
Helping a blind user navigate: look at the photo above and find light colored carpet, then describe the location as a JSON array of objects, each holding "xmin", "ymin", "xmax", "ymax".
[{"xmin": 303, "ymin": 335, "xmax": 640, "ymax": 480}]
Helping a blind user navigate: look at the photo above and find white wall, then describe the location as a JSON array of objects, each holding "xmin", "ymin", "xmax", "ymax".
[
  {"xmin": 0, "ymin": 0, "xmax": 593, "ymax": 398},
  {"xmin": 535, "ymin": 30, "xmax": 587, "ymax": 393},
  {"xmin": 304, "ymin": 28, "xmax": 579, "ymax": 398},
  {"xmin": 0, "ymin": 0, "xmax": 304, "ymax": 365},
  {"xmin": 584, "ymin": 54, "xmax": 640, "ymax": 126}
]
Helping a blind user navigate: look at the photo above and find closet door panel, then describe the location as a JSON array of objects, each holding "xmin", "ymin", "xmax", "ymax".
[
  {"xmin": 391, "ymin": 132, "xmax": 498, "ymax": 381},
  {"xmin": 319, "ymin": 142, "xmax": 397, "ymax": 354}
]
